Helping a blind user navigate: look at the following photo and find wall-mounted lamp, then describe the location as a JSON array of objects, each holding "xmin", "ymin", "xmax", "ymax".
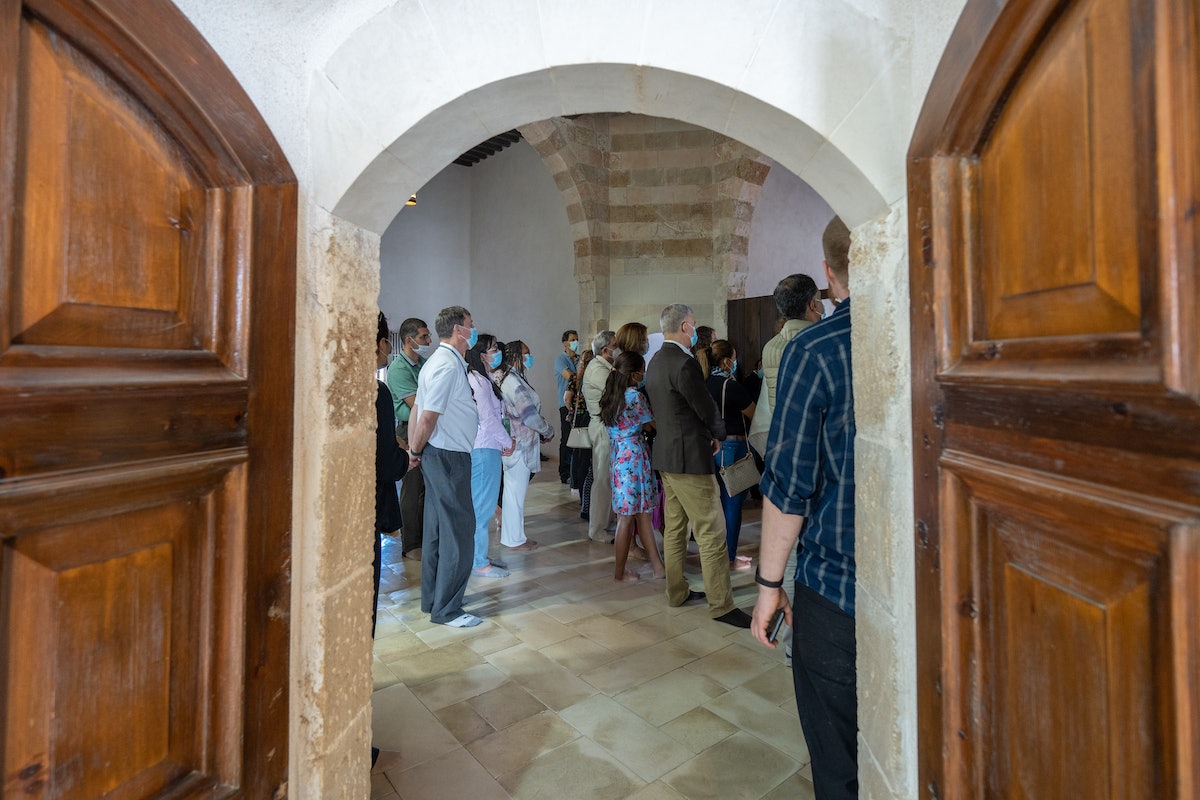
[{"xmin": 406, "ymin": 194, "xmax": 417, "ymax": 206}]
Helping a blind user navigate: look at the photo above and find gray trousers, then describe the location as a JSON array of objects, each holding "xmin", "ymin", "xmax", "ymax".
[{"xmin": 419, "ymin": 446, "xmax": 475, "ymax": 623}]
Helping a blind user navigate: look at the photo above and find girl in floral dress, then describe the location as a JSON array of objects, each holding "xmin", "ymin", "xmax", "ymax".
[{"xmin": 599, "ymin": 352, "xmax": 666, "ymax": 582}]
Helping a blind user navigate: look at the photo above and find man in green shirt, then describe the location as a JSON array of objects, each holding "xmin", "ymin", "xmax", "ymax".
[{"xmin": 385, "ymin": 317, "xmax": 433, "ymax": 557}]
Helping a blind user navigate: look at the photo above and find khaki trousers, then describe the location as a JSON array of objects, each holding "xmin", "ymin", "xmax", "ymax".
[{"xmin": 659, "ymin": 471, "xmax": 733, "ymax": 618}]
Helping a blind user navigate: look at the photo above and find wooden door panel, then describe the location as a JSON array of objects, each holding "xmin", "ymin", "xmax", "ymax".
[
  {"xmin": 3, "ymin": 463, "xmax": 248, "ymax": 798},
  {"xmin": 1, "ymin": 0, "xmax": 294, "ymax": 797},
  {"xmin": 911, "ymin": 0, "xmax": 1200, "ymax": 796},
  {"xmin": 941, "ymin": 454, "xmax": 1185, "ymax": 798}
]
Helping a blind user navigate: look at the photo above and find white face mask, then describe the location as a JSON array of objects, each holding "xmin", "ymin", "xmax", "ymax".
[
  {"xmin": 611, "ymin": 347, "xmax": 622, "ymax": 358},
  {"xmin": 415, "ymin": 342, "xmax": 437, "ymax": 359}
]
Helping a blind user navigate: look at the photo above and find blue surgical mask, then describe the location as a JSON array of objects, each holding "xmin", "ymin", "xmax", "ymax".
[
  {"xmin": 523, "ymin": 354, "xmax": 534, "ymax": 370},
  {"xmin": 488, "ymin": 351, "xmax": 503, "ymax": 369},
  {"xmin": 732, "ymin": 359, "xmax": 739, "ymax": 373},
  {"xmin": 637, "ymin": 377, "xmax": 646, "ymax": 389},
  {"xmin": 568, "ymin": 340, "xmax": 580, "ymax": 353},
  {"xmin": 687, "ymin": 323, "xmax": 698, "ymax": 348},
  {"xmin": 755, "ymin": 369, "xmax": 764, "ymax": 379},
  {"xmin": 466, "ymin": 327, "xmax": 479, "ymax": 349}
]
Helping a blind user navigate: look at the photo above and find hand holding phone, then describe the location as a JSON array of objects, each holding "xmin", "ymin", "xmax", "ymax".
[{"xmin": 766, "ymin": 608, "xmax": 787, "ymax": 644}]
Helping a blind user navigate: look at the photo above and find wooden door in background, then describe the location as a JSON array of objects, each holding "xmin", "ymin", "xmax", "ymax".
[
  {"xmin": 0, "ymin": 0, "xmax": 296, "ymax": 796},
  {"xmin": 726, "ymin": 295, "xmax": 779, "ymax": 377},
  {"xmin": 910, "ymin": 0, "xmax": 1198, "ymax": 796}
]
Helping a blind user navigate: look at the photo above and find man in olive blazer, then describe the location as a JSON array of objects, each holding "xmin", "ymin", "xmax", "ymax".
[{"xmin": 645, "ymin": 304, "xmax": 751, "ymax": 628}]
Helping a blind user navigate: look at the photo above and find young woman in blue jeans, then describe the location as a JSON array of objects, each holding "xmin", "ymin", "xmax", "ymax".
[{"xmin": 704, "ymin": 339, "xmax": 756, "ymax": 570}]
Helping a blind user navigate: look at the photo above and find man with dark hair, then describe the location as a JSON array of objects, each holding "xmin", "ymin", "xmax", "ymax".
[
  {"xmin": 762, "ymin": 273, "xmax": 824, "ymax": 408},
  {"xmin": 387, "ymin": 316, "xmax": 434, "ymax": 559},
  {"xmin": 644, "ymin": 303, "xmax": 752, "ymax": 629},
  {"xmin": 370, "ymin": 311, "xmax": 406, "ymax": 775},
  {"xmin": 555, "ymin": 329, "xmax": 580, "ymax": 483},
  {"xmin": 751, "ymin": 215, "xmax": 858, "ymax": 799},
  {"xmin": 406, "ymin": 306, "xmax": 484, "ymax": 628}
]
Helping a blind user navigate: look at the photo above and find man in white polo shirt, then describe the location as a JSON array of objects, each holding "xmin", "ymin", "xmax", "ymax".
[{"xmin": 406, "ymin": 306, "xmax": 483, "ymax": 628}]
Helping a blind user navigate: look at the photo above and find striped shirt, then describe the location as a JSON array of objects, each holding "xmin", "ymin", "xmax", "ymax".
[{"xmin": 760, "ymin": 299, "xmax": 856, "ymax": 615}]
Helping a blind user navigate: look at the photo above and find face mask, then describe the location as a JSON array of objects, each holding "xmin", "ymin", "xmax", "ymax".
[
  {"xmin": 637, "ymin": 377, "xmax": 646, "ymax": 389},
  {"xmin": 415, "ymin": 342, "xmax": 436, "ymax": 359},
  {"xmin": 611, "ymin": 347, "xmax": 622, "ymax": 358},
  {"xmin": 568, "ymin": 340, "xmax": 580, "ymax": 353},
  {"xmin": 686, "ymin": 323, "xmax": 698, "ymax": 348},
  {"xmin": 522, "ymin": 354, "xmax": 534, "ymax": 370},
  {"xmin": 755, "ymin": 369, "xmax": 764, "ymax": 379},
  {"xmin": 488, "ymin": 351, "xmax": 503, "ymax": 369},
  {"xmin": 461, "ymin": 326, "xmax": 478, "ymax": 349},
  {"xmin": 732, "ymin": 359, "xmax": 739, "ymax": 373}
]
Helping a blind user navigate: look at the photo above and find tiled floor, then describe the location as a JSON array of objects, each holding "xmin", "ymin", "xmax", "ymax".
[{"xmin": 371, "ymin": 467, "xmax": 815, "ymax": 800}]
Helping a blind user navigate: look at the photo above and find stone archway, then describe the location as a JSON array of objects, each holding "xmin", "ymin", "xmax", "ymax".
[{"xmin": 292, "ymin": 2, "xmax": 936, "ymax": 797}]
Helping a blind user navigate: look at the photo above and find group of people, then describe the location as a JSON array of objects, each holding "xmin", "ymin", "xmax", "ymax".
[{"xmin": 373, "ymin": 215, "xmax": 861, "ymax": 799}]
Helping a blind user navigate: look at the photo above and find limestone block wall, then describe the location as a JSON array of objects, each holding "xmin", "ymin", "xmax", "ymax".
[
  {"xmin": 290, "ymin": 201, "xmax": 383, "ymax": 798},
  {"xmin": 849, "ymin": 205, "xmax": 917, "ymax": 800}
]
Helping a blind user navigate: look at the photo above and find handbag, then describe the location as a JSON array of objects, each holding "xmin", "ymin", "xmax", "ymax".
[
  {"xmin": 747, "ymin": 375, "xmax": 771, "ymax": 457},
  {"xmin": 566, "ymin": 405, "xmax": 593, "ymax": 448},
  {"xmin": 718, "ymin": 379, "xmax": 761, "ymax": 496}
]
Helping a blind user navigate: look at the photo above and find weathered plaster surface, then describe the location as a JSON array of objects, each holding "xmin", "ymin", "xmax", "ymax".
[{"xmin": 850, "ymin": 205, "xmax": 917, "ymax": 799}]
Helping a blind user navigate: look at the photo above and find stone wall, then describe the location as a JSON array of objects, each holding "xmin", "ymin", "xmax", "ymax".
[
  {"xmin": 525, "ymin": 114, "xmax": 768, "ymax": 335},
  {"xmin": 290, "ymin": 201, "xmax": 383, "ymax": 798},
  {"xmin": 849, "ymin": 205, "xmax": 917, "ymax": 800}
]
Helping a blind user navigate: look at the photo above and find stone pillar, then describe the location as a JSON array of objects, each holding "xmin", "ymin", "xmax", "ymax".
[
  {"xmin": 289, "ymin": 200, "xmax": 381, "ymax": 798},
  {"xmin": 848, "ymin": 204, "xmax": 918, "ymax": 800}
]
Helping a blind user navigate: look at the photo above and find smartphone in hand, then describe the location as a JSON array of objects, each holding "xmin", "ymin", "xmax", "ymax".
[{"xmin": 766, "ymin": 608, "xmax": 787, "ymax": 644}]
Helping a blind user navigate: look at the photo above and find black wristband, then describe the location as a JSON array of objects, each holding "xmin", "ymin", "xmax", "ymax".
[{"xmin": 755, "ymin": 567, "xmax": 784, "ymax": 589}]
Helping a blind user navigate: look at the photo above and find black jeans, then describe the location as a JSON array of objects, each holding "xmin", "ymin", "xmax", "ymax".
[{"xmin": 792, "ymin": 583, "xmax": 858, "ymax": 800}]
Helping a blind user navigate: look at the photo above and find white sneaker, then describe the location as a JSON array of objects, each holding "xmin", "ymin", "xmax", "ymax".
[{"xmin": 441, "ymin": 613, "xmax": 483, "ymax": 628}]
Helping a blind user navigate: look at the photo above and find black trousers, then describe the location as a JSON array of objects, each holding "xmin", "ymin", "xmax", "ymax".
[
  {"xmin": 558, "ymin": 405, "xmax": 572, "ymax": 481},
  {"xmin": 792, "ymin": 582, "xmax": 858, "ymax": 800},
  {"xmin": 399, "ymin": 462, "xmax": 425, "ymax": 555}
]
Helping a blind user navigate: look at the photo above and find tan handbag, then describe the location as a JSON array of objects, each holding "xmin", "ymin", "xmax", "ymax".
[{"xmin": 717, "ymin": 379, "xmax": 761, "ymax": 496}]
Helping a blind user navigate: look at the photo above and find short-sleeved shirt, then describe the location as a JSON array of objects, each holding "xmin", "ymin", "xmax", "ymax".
[
  {"xmin": 705, "ymin": 374, "xmax": 752, "ymax": 436},
  {"xmin": 761, "ymin": 299, "xmax": 855, "ymax": 614},
  {"xmin": 386, "ymin": 352, "xmax": 424, "ymax": 422},
  {"xmin": 414, "ymin": 343, "xmax": 478, "ymax": 453},
  {"xmin": 554, "ymin": 351, "xmax": 576, "ymax": 408}
]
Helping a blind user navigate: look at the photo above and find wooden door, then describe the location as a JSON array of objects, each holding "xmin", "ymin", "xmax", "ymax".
[
  {"xmin": 909, "ymin": 0, "xmax": 1199, "ymax": 797},
  {"xmin": 726, "ymin": 295, "xmax": 778, "ymax": 376},
  {"xmin": 0, "ymin": 0, "xmax": 296, "ymax": 797}
]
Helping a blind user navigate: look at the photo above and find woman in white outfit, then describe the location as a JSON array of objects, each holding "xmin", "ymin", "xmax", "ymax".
[{"xmin": 497, "ymin": 340, "xmax": 555, "ymax": 551}]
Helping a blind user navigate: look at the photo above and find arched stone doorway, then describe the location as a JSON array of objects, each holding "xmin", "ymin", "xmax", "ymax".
[{"xmin": 268, "ymin": 1, "xmax": 963, "ymax": 795}]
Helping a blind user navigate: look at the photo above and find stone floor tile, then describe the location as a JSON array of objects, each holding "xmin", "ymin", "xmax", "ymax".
[
  {"xmin": 660, "ymin": 731, "xmax": 800, "ymax": 800},
  {"xmin": 498, "ymin": 736, "xmax": 646, "ymax": 800},
  {"xmin": 468, "ymin": 681, "xmax": 548, "ymax": 730},
  {"xmin": 466, "ymin": 710, "xmax": 580, "ymax": 777},
  {"xmin": 370, "ymin": 683, "xmax": 460, "ymax": 770},
  {"xmin": 559, "ymin": 694, "xmax": 692, "ymax": 782},
  {"xmin": 614, "ymin": 668, "xmax": 728, "ymax": 726},
  {"xmin": 388, "ymin": 745, "xmax": 510, "ymax": 800}
]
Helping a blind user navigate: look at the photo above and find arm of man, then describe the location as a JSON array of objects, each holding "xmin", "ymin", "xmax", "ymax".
[
  {"xmin": 406, "ymin": 404, "xmax": 440, "ymax": 468},
  {"xmin": 751, "ymin": 499, "xmax": 802, "ymax": 647}
]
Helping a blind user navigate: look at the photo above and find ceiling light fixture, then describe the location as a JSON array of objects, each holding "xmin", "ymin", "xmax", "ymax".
[{"xmin": 406, "ymin": 194, "xmax": 417, "ymax": 206}]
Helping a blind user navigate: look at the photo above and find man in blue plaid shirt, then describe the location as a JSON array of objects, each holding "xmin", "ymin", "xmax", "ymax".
[{"xmin": 752, "ymin": 216, "xmax": 857, "ymax": 800}]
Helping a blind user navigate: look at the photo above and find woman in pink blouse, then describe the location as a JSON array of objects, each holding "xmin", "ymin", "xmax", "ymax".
[{"xmin": 466, "ymin": 335, "xmax": 515, "ymax": 577}]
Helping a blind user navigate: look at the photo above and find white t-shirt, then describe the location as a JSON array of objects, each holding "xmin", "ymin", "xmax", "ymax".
[{"xmin": 414, "ymin": 343, "xmax": 478, "ymax": 453}]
